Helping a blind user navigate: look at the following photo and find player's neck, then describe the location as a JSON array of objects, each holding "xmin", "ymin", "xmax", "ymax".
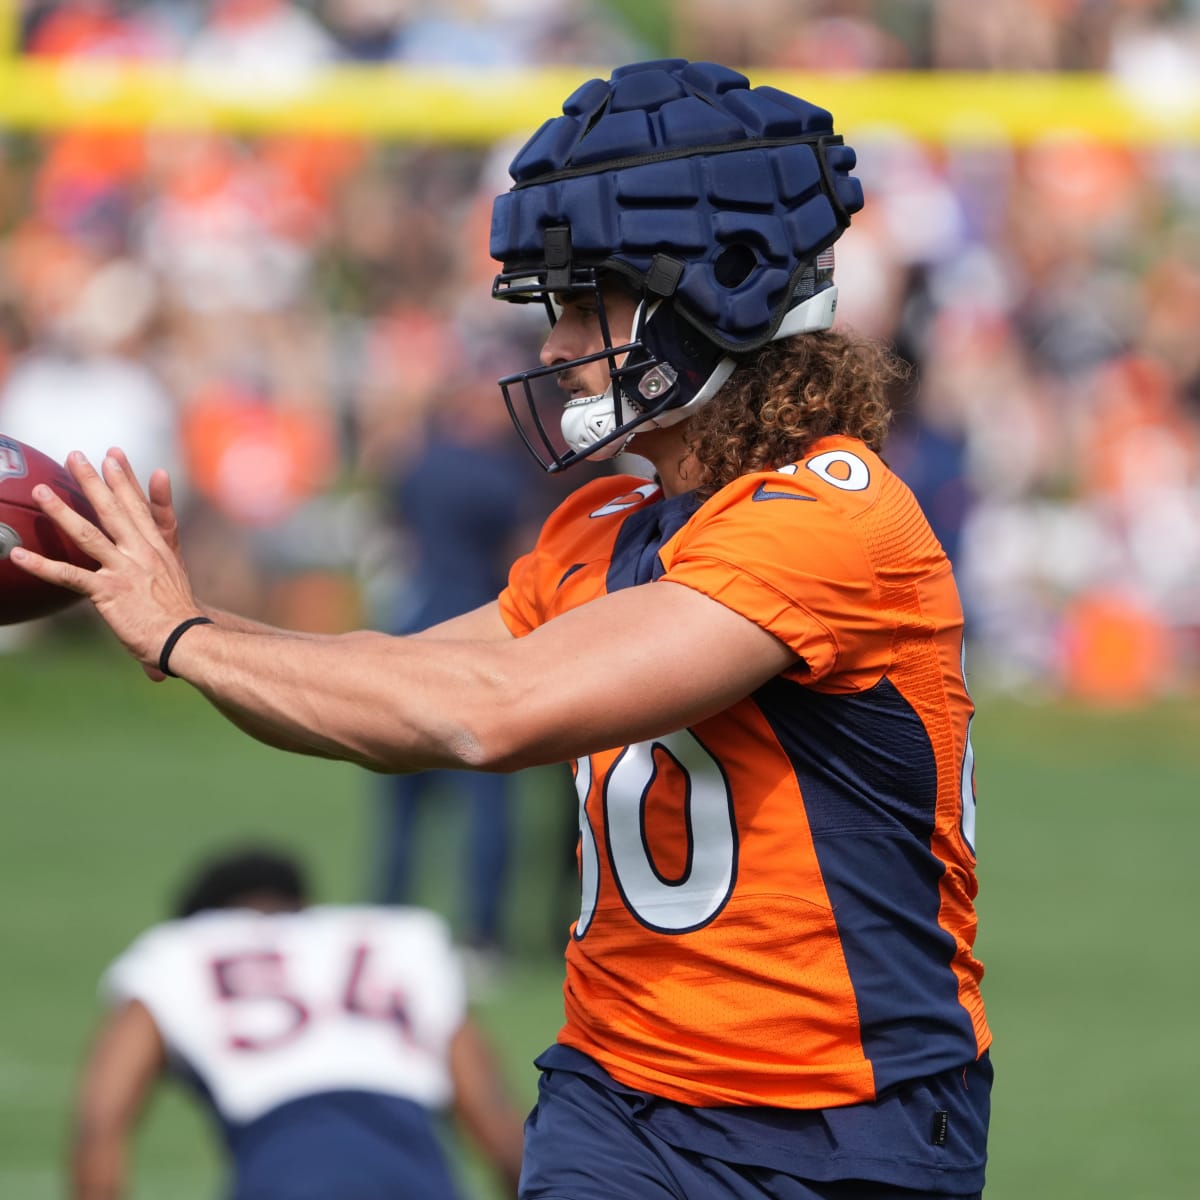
[{"xmin": 628, "ymin": 424, "xmax": 698, "ymax": 499}]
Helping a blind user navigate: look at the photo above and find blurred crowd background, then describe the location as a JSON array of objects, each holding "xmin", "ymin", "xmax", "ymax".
[{"xmin": 2, "ymin": 0, "xmax": 1199, "ymax": 709}]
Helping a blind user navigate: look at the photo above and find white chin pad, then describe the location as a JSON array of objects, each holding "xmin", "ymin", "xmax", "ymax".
[{"xmin": 560, "ymin": 390, "xmax": 635, "ymax": 460}]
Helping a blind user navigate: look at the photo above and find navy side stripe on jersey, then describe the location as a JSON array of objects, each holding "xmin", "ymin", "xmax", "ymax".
[{"xmin": 755, "ymin": 675, "xmax": 980, "ymax": 1090}]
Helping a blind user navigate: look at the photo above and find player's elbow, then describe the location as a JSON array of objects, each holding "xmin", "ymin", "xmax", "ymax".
[
  {"xmin": 450, "ymin": 668, "xmax": 558, "ymax": 773},
  {"xmin": 452, "ymin": 711, "xmax": 546, "ymax": 773}
]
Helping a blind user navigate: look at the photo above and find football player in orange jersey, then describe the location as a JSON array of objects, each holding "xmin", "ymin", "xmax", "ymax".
[{"xmin": 18, "ymin": 61, "xmax": 991, "ymax": 1199}]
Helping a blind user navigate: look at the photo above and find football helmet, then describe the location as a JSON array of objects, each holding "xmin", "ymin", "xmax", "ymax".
[{"xmin": 489, "ymin": 59, "xmax": 863, "ymax": 471}]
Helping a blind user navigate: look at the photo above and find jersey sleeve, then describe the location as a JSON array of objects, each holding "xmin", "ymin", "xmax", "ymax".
[
  {"xmin": 657, "ymin": 449, "xmax": 901, "ymax": 685},
  {"xmin": 498, "ymin": 546, "xmax": 546, "ymax": 637},
  {"xmin": 101, "ymin": 925, "xmax": 181, "ymax": 1022},
  {"xmin": 499, "ymin": 474, "xmax": 660, "ymax": 636}
]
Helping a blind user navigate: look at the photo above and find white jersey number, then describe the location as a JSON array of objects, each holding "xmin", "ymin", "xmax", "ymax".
[
  {"xmin": 573, "ymin": 729, "xmax": 737, "ymax": 936},
  {"xmin": 959, "ymin": 638, "xmax": 978, "ymax": 854}
]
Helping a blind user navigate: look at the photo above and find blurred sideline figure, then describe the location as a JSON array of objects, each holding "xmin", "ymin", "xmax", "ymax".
[
  {"xmin": 70, "ymin": 846, "xmax": 526, "ymax": 1200},
  {"xmin": 373, "ymin": 334, "xmax": 546, "ymax": 965}
]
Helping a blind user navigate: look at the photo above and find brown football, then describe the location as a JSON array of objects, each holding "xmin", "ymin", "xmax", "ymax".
[{"xmin": 0, "ymin": 435, "xmax": 100, "ymax": 625}]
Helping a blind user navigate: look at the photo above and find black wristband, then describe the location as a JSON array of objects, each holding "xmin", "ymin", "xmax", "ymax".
[{"xmin": 158, "ymin": 616, "xmax": 214, "ymax": 677}]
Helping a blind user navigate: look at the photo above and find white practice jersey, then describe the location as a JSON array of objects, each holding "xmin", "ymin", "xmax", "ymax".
[{"xmin": 103, "ymin": 905, "xmax": 467, "ymax": 1125}]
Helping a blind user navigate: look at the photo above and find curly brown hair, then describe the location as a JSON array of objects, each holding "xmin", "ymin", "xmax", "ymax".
[{"xmin": 682, "ymin": 330, "xmax": 909, "ymax": 502}]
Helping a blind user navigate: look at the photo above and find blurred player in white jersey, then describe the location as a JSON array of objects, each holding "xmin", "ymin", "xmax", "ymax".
[{"xmin": 70, "ymin": 847, "xmax": 526, "ymax": 1200}]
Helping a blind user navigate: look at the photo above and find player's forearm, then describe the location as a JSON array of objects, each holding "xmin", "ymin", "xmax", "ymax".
[
  {"xmin": 70, "ymin": 1129, "xmax": 127, "ymax": 1200},
  {"xmin": 466, "ymin": 1107, "xmax": 525, "ymax": 1197},
  {"xmin": 188, "ymin": 623, "xmax": 400, "ymax": 757},
  {"xmin": 206, "ymin": 695, "xmax": 348, "ymax": 760},
  {"xmin": 450, "ymin": 1022, "xmax": 527, "ymax": 1196},
  {"xmin": 197, "ymin": 604, "xmax": 381, "ymax": 642},
  {"xmin": 70, "ymin": 1001, "xmax": 163, "ymax": 1200},
  {"xmin": 165, "ymin": 624, "xmax": 526, "ymax": 772}
]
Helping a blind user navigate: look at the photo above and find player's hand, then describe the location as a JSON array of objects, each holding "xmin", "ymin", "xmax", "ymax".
[
  {"xmin": 106, "ymin": 448, "xmax": 189, "ymax": 680},
  {"xmin": 143, "ymin": 456, "xmax": 184, "ymax": 564},
  {"xmin": 87, "ymin": 448, "xmax": 184, "ymax": 562},
  {"xmin": 9, "ymin": 449, "xmax": 204, "ymax": 674}
]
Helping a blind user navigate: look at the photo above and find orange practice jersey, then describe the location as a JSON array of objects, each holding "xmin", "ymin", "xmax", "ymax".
[{"xmin": 499, "ymin": 435, "xmax": 989, "ymax": 1109}]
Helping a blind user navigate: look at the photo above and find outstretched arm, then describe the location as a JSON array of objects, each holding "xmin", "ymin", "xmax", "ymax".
[
  {"xmin": 13, "ymin": 451, "xmax": 796, "ymax": 772},
  {"xmin": 71, "ymin": 1000, "xmax": 166, "ymax": 1200},
  {"xmin": 83, "ymin": 453, "xmax": 513, "ymax": 759},
  {"xmin": 196, "ymin": 601, "xmax": 515, "ymax": 761},
  {"xmin": 138, "ymin": 456, "xmax": 506, "ymax": 645}
]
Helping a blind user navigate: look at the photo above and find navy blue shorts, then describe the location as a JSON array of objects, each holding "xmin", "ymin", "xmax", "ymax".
[
  {"xmin": 519, "ymin": 1051, "xmax": 988, "ymax": 1200},
  {"xmin": 225, "ymin": 1091, "xmax": 462, "ymax": 1200}
]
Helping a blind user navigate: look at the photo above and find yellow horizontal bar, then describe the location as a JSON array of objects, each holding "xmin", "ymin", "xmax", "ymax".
[
  {"xmin": 0, "ymin": 61, "xmax": 585, "ymax": 141},
  {"xmin": 0, "ymin": 62, "xmax": 1197, "ymax": 144},
  {"xmin": 754, "ymin": 70, "xmax": 1200, "ymax": 145}
]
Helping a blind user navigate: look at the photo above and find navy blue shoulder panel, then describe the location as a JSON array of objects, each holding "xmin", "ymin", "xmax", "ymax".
[{"xmin": 606, "ymin": 491, "xmax": 700, "ymax": 591}]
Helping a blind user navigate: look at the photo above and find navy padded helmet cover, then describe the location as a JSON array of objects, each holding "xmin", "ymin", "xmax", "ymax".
[{"xmin": 490, "ymin": 60, "xmax": 864, "ymax": 350}]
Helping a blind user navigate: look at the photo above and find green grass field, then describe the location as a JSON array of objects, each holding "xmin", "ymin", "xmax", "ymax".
[{"xmin": 1, "ymin": 623, "xmax": 1195, "ymax": 1198}]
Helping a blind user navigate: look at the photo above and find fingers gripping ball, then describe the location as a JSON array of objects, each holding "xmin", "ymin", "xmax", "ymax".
[{"xmin": 0, "ymin": 435, "xmax": 100, "ymax": 624}]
